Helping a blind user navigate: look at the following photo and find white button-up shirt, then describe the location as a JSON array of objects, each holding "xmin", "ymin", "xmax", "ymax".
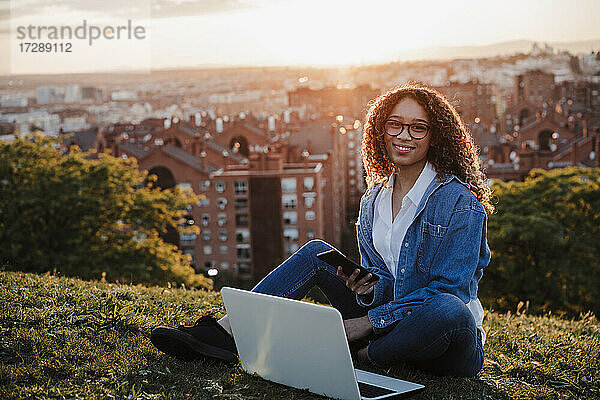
[
  {"xmin": 373, "ymin": 161, "xmax": 437, "ymax": 279},
  {"xmin": 372, "ymin": 161, "xmax": 486, "ymax": 343}
]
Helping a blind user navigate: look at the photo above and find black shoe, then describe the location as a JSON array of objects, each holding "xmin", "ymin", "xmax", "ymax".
[{"xmin": 150, "ymin": 315, "xmax": 238, "ymax": 362}]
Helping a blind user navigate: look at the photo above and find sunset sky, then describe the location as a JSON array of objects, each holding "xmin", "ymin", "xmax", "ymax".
[{"xmin": 1, "ymin": 0, "xmax": 600, "ymax": 74}]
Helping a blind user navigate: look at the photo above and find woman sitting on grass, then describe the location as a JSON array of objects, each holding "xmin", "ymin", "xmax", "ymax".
[{"xmin": 151, "ymin": 82, "xmax": 493, "ymax": 377}]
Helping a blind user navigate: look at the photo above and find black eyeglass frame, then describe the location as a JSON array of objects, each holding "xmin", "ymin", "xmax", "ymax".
[{"xmin": 383, "ymin": 120, "xmax": 430, "ymax": 140}]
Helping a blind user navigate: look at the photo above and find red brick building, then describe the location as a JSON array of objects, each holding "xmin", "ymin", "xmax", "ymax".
[
  {"xmin": 486, "ymin": 129, "xmax": 599, "ymax": 181},
  {"xmin": 435, "ymin": 81, "xmax": 497, "ymax": 129},
  {"xmin": 100, "ymin": 117, "xmax": 328, "ymax": 282},
  {"xmin": 514, "ymin": 70, "xmax": 556, "ymax": 108},
  {"xmin": 205, "ymin": 153, "xmax": 324, "ymax": 279},
  {"xmin": 288, "ymin": 85, "xmax": 379, "ymax": 118},
  {"xmin": 487, "ymin": 106, "xmax": 598, "ymax": 180},
  {"xmin": 282, "ymin": 116, "xmax": 353, "ymax": 248},
  {"xmin": 484, "ymin": 70, "xmax": 600, "ymax": 180}
]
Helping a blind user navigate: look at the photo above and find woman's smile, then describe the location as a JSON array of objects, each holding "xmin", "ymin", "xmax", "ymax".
[{"xmin": 392, "ymin": 143, "xmax": 415, "ymax": 154}]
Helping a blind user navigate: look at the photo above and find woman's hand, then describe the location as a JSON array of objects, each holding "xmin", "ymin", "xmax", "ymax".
[
  {"xmin": 343, "ymin": 315, "xmax": 373, "ymax": 342},
  {"xmin": 336, "ymin": 267, "xmax": 377, "ymax": 295}
]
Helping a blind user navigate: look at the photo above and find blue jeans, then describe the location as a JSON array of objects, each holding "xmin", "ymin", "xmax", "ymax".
[{"xmin": 251, "ymin": 239, "xmax": 484, "ymax": 377}]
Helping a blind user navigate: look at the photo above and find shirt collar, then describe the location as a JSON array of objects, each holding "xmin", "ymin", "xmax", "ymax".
[
  {"xmin": 376, "ymin": 161, "xmax": 437, "ymax": 222},
  {"xmin": 405, "ymin": 161, "xmax": 437, "ymax": 206}
]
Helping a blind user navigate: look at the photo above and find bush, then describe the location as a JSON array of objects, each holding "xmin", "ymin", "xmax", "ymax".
[
  {"xmin": 481, "ymin": 167, "xmax": 600, "ymax": 316},
  {"xmin": 0, "ymin": 135, "xmax": 211, "ymax": 290}
]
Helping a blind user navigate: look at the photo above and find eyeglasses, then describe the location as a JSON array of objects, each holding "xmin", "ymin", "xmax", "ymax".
[{"xmin": 384, "ymin": 120, "xmax": 430, "ymax": 139}]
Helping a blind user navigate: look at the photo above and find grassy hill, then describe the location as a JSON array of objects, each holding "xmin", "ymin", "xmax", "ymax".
[{"xmin": 1, "ymin": 270, "xmax": 598, "ymax": 400}]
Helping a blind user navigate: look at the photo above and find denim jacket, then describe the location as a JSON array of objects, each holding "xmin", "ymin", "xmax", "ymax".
[{"xmin": 356, "ymin": 173, "xmax": 491, "ymax": 333}]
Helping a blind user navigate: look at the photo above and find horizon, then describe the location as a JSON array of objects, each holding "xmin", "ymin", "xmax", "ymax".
[{"xmin": 2, "ymin": 36, "xmax": 600, "ymax": 79}]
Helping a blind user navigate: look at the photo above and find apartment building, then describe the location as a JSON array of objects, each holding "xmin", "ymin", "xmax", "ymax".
[{"xmin": 196, "ymin": 152, "xmax": 324, "ymax": 280}]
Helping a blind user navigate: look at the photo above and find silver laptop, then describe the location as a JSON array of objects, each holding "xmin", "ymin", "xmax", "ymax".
[{"xmin": 221, "ymin": 287, "xmax": 425, "ymax": 400}]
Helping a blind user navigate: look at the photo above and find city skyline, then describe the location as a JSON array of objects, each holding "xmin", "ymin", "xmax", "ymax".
[{"xmin": 1, "ymin": 0, "xmax": 600, "ymax": 75}]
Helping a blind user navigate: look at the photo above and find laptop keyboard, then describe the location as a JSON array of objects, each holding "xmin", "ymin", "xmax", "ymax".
[{"xmin": 358, "ymin": 382, "xmax": 395, "ymax": 398}]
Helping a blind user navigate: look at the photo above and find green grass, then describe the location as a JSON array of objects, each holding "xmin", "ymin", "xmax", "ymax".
[{"xmin": 1, "ymin": 271, "xmax": 598, "ymax": 400}]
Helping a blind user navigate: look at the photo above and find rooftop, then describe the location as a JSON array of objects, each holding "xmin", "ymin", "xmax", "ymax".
[{"xmin": 212, "ymin": 162, "xmax": 323, "ymax": 178}]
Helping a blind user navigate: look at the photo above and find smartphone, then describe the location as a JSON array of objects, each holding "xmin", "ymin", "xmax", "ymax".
[{"xmin": 316, "ymin": 249, "xmax": 379, "ymax": 283}]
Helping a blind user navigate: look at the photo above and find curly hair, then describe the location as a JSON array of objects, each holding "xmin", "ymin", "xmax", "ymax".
[{"xmin": 361, "ymin": 82, "xmax": 494, "ymax": 214}]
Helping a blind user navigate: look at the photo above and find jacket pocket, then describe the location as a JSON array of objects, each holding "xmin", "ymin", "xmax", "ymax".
[
  {"xmin": 422, "ymin": 221, "xmax": 448, "ymax": 238},
  {"xmin": 416, "ymin": 221, "xmax": 449, "ymax": 273}
]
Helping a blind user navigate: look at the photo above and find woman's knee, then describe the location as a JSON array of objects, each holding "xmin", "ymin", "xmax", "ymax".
[
  {"xmin": 425, "ymin": 293, "xmax": 475, "ymax": 331},
  {"xmin": 367, "ymin": 294, "xmax": 480, "ymax": 375},
  {"xmin": 297, "ymin": 239, "xmax": 334, "ymax": 259}
]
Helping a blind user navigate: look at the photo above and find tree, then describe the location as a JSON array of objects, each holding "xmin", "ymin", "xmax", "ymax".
[
  {"xmin": 481, "ymin": 167, "xmax": 600, "ymax": 316},
  {"xmin": 0, "ymin": 135, "xmax": 211, "ymax": 289}
]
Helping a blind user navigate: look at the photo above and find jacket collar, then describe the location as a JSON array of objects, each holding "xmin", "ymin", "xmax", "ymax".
[
  {"xmin": 361, "ymin": 172, "xmax": 461, "ymax": 232},
  {"xmin": 358, "ymin": 172, "xmax": 468, "ymax": 273}
]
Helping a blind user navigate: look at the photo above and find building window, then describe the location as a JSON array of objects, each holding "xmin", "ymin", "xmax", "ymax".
[
  {"xmin": 180, "ymin": 233, "xmax": 197, "ymax": 245},
  {"xmin": 204, "ymin": 261, "xmax": 214, "ymax": 270},
  {"xmin": 219, "ymin": 245, "xmax": 228, "ymax": 254},
  {"xmin": 348, "ymin": 141, "xmax": 355, "ymax": 149},
  {"xmin": 234, "ymin": 180, "xmax": 248, "ymax": 195},
  {"xmin": 307, "ymin": 228, "xmax": 315, "ymax": 239},
  {"xmin": 201, "ymin": 214, "xmax": 210, "ymax": 226},
  {"xmin": 202, "ymin": 230, "xmax": 211, "ymax": 241},
  {"xmin": 220, "ymin": 261, "xmax": 229, "ymax": 270},
  {"xmin": 350, "ymin": 179, "xmax": 356, "ymax": 186},
  {"xmin": 303, "ymin": 177, "xmax": 314, "ymax": 191},
  {"xmin": 197, "ymin": 197, "xmax": 209, "ymax": 207},
  {"xmin": 218, "ymin": 213, "xmax": 227, "ymax": 226},
  {"xmin": 303, "ymin": 192, "xmax": 316, "ymax": 208},
  {"xmin": 305, "ymin": 211, "xmax": 316, "ymax": 221},
  {"xmin": 281, "ymin": 177, "xmax": 297, "ymax": 193},
  {"xmin": 203, "ymin": 245, "xmax": 212, "ymax": 255},
  {"xmin": 215, "ymin": 180, "xmax": 226, "ymax": 193},
  {"xmin": 236, "ymin": 229, "xmax": 249, "ymax": 243},
  {"xmin": 237, "ymin": 261, "xmax": 251, "ymax": 274},
  {"xmin": 218, "ymin": 229, "xmax": 227, "ymax": 241},
  {"xmin": 236, "ymin": 213, "xmax": 248, "ymax": 226},
  {"xmin": 283, "ymin": 227, "xmax": 298, "ymax": 242},
  {"xmin": 348, "ymin": 159, "xmax": 355, "ymax": 167},
  {"xmin": 217, "ymin": 197, "xmax": 228, "ymax": 210},
  {"xmin": 282, "ymin": 194, "xmax": 297, "ymax": 209},
  {"xmin": 200, "ymin": 180, "xmax": 210, "ymax": 191},
  {"xmin": 234, "ymin": 197, "xmax": 248, "ymax": 210},
  {"xmin": 237, "ymin": 245, "xmax": 250, "ymax": 260},
  {"xmin": 283, "ymin": 211, "xmax": 297, "ymax": 225},
  {"xmin": 285, "ymin": 243, "xmax": 299, "ymax": 256},
  {"xmin": 349, "ymin": 169, "xmax": 355, "ymax": 176}
]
